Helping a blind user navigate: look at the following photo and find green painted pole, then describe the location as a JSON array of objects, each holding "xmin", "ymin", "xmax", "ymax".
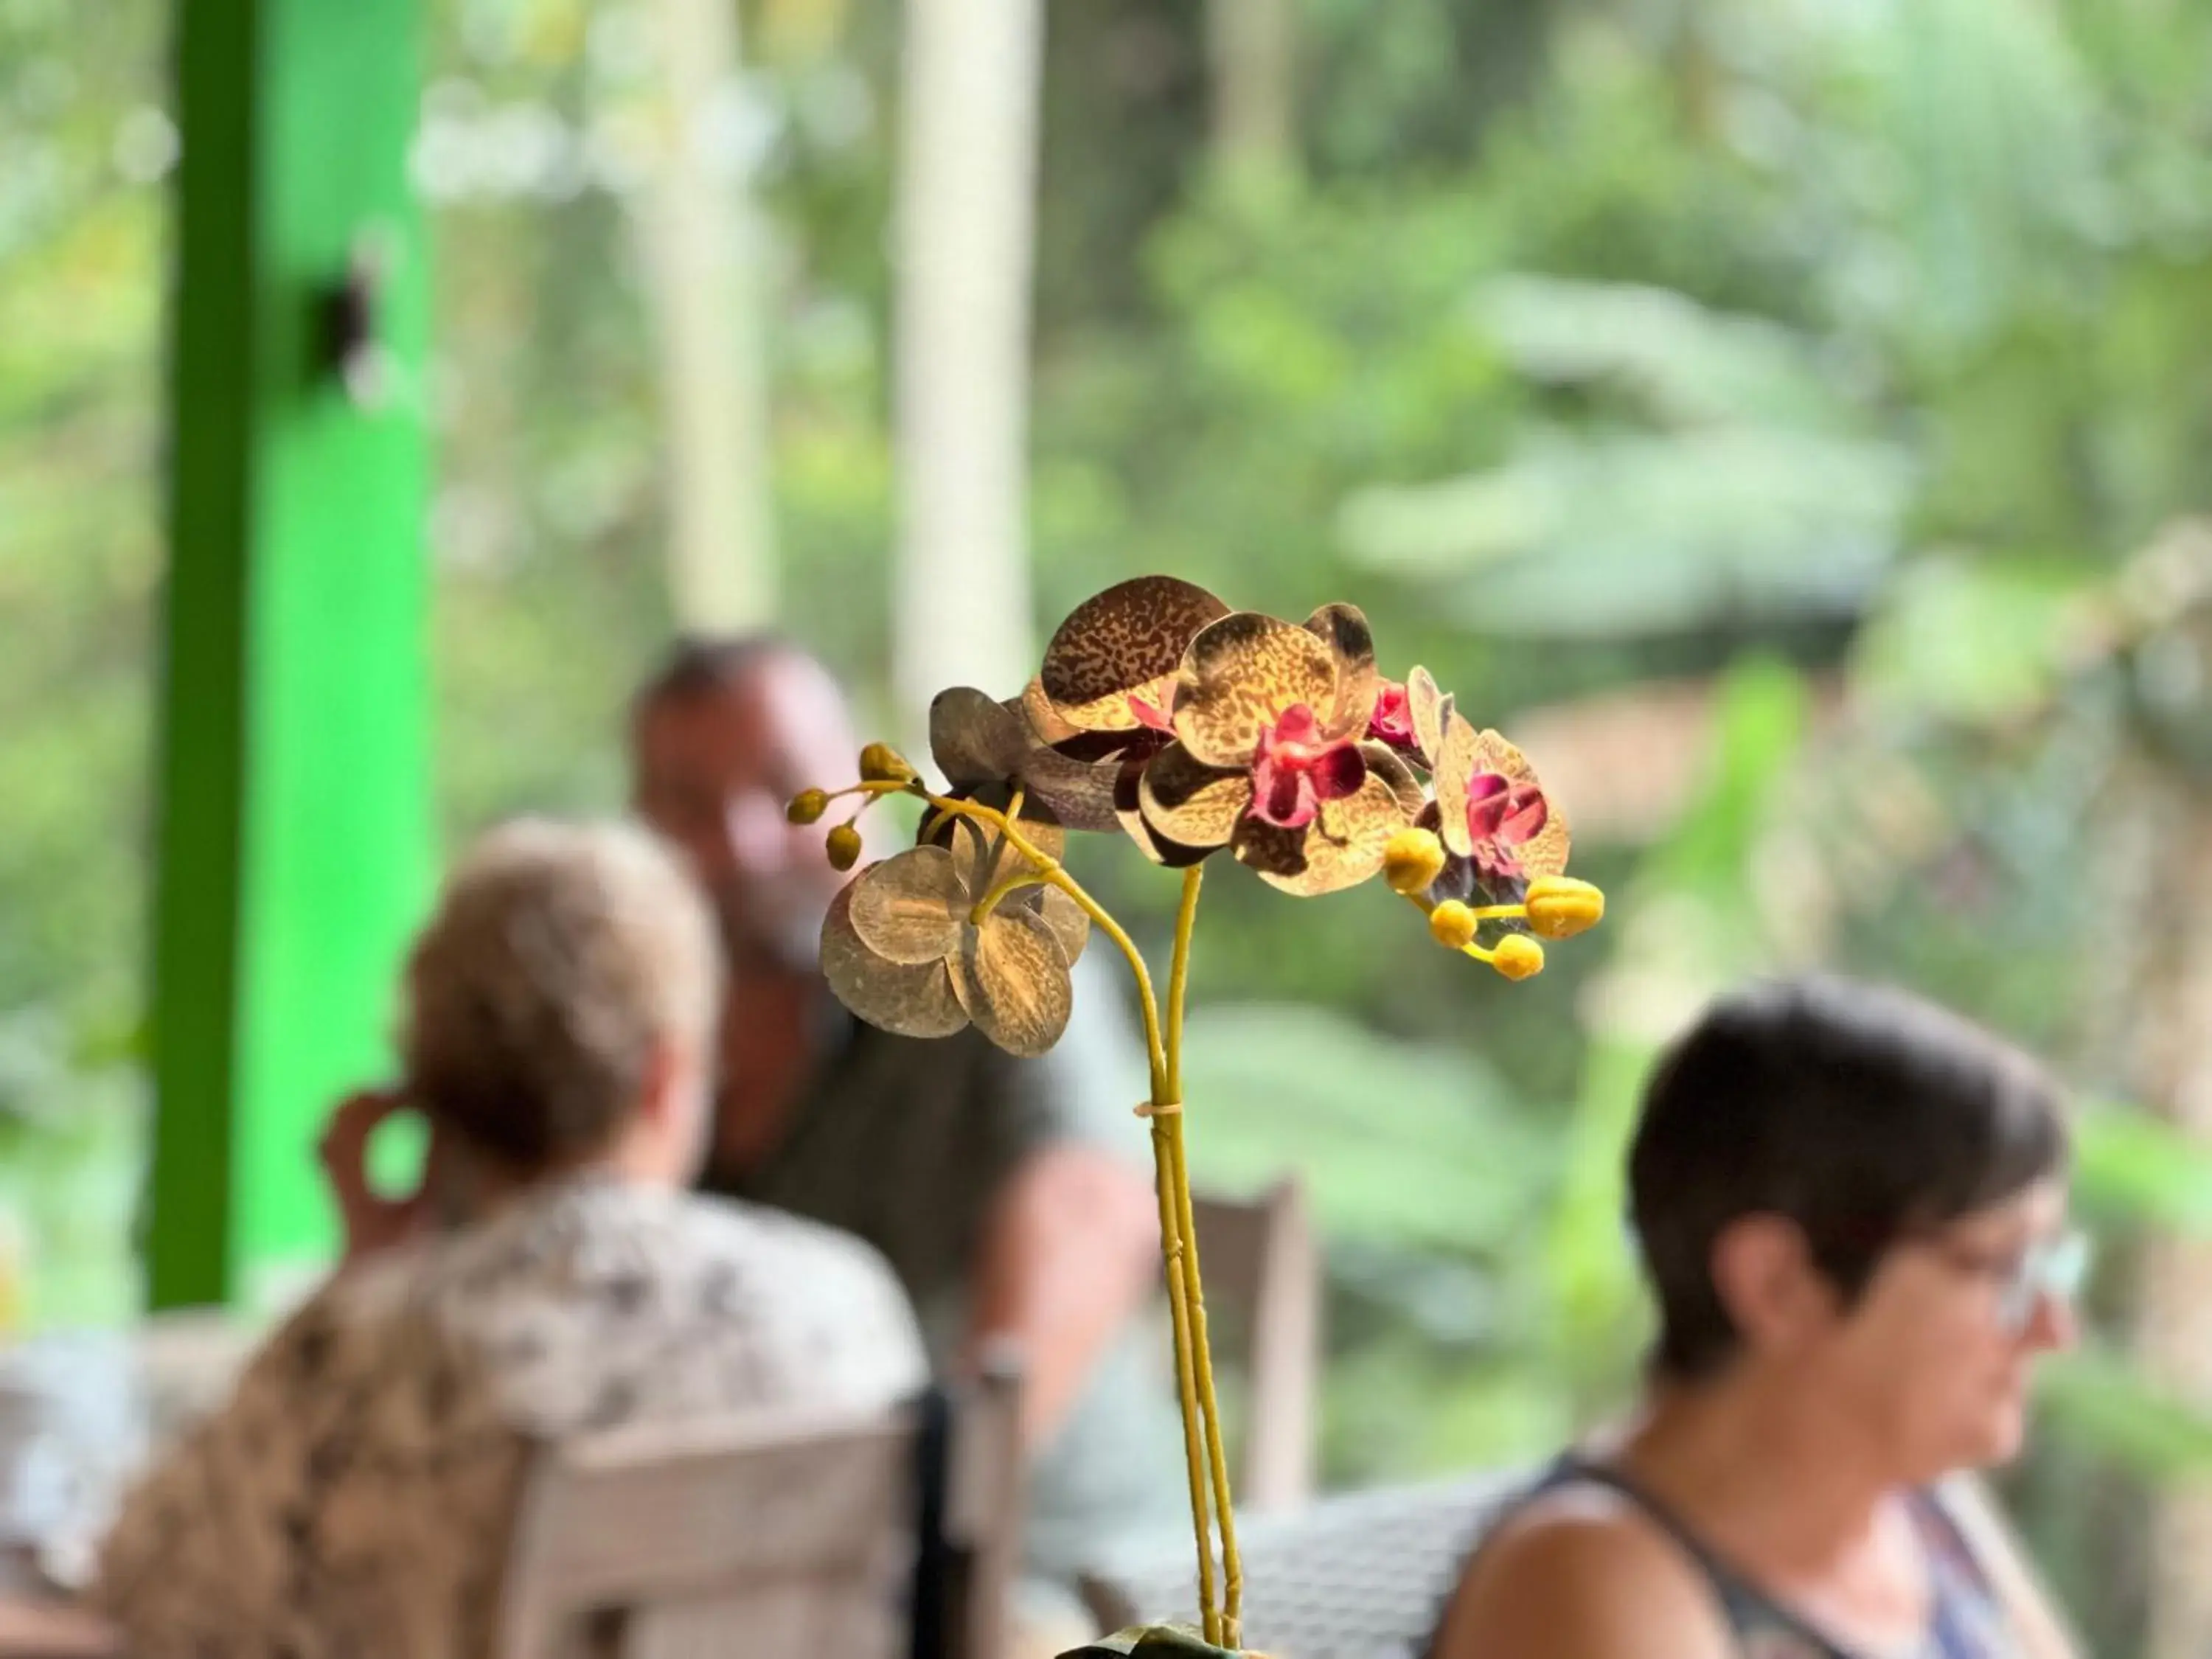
[{"xmin": 149, "ymin": 0, "xmax": 431, "ymax": 1310}]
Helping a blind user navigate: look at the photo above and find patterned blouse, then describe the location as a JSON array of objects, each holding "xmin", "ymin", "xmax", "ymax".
[{"xmin": 91, "ymin": 1175, "xmax": 927, "ymax": 1659}]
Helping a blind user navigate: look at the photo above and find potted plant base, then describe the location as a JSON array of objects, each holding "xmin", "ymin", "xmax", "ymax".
[{"xmin": 1060, "ymin": 1624, "xmax": 1256, "ymax": 1657}]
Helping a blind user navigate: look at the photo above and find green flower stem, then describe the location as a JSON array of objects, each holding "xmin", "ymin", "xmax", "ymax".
[
  {"xmin": 1166, "ymin": 867, "xmax": 1200, "ymax": 1084},
  {"xmin": 1165, "ymin": 866, "xmax": 1244, "ymax": 1646},
  {"xmin": 916, "ymin": 787, "xmax": 1240, "ymax": 1644},
  {"xmin": 1151, "ymin": 1113, "xmax": 1222, "ymax": 1644},
  {"xmin": 968, "ymin": 870, "xmax": 1046, "ymax": 924}
]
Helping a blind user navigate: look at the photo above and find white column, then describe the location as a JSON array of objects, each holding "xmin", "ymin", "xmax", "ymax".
[
  {"xmin": 1208, "ymin": 0, "xmax": 1295, "ymax": 179},
  {"xmin": 891, "ymin": 0, "xmax": 1043, "ymax": 735},
  {"xmin": 641, "ymin": 0, "xmax": 778, "ymax": 630}
]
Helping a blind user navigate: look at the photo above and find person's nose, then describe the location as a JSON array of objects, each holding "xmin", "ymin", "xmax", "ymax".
[
  {"xmin": 2022, "ymin": 1284, "xmax": 2079, "ymax": 1355},
  {"xmin": 727, "ymin": 790, "xmax": 794, "ymax": 874}
]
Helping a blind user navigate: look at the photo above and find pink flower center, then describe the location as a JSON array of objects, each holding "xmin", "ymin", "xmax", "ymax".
[
  {"xmin": 1465, "ymin": 772, "xmax": 1549, "ymax": 876},
  {"xmin": 1249, "ymin": 703, "xmax": 1368, "ymax": 830},
  {"xmin": 1366, "ymin": 681, "xmax": 1417, "ymax": 754}
]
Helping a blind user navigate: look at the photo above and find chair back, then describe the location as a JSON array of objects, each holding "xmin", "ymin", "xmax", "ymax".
[
  {"xmin": 1188, "ymin": 1178, "xmax": 1321, "ymax": 1512},
  {"xmin": 1082, "ymin": 1468, "xmax": 1526, "ymax": 1658},
  {"xmin": 496, "ymin": 1364, "xmax": 1023, "ymax": 1659}
]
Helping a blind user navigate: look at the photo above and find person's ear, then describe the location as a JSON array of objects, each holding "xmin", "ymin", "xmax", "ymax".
[
  {"xmin": 631, "ymin": 1038, "xmax": 712, "ymax": 1182},
  {"xmin": 633, "ymin": 1041, "xmax": 681, "ymax": 1133},
  {"xmin": 1710, "ymin": 1214, "xmax": 1837, "ymax": 1360}
]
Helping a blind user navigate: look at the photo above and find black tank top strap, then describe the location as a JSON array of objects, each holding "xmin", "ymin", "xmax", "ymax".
[
  {"xmin": 1534, "ymin": 1455, "xmax": 1857, "ymax": 1659},
  {"xmin": 1427, "ymin": 1455, "xmax": 2018, "ymax": 1659}
]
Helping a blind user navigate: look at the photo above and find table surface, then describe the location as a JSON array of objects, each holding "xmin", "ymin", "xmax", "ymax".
[
  {"xmin": 0, "ymin": 1312, "xmax": 260, "ymax": 1615},
  {"xmin": 0, "ymin": 1552, "xmax": 115, "ymax": 1659},
  {"xmin": 0, "ymin": 1313, "xmax": 263, "ymax": 1658}
]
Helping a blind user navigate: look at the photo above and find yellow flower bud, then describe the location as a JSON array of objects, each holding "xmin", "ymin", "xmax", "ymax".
[
  {"xmin": 1491, "ymin": 933, "xmax": 1545, "ymax": 981},
  {"xmin": 858, "ymin": 742, "xmax": 917, "ymax": 785},
  {"xmin": 1383, "ymin": 827, "xmax": 1448, "ymax": 896},
  {"xmin": 826, "ymin": 824, "xmax": 863, "ymax": 871},
  {"xmin": 1523, "ymin": 875, "xmax": 1604, "ymax": 939},
  {"xmin": 785, "ymin": 787, "xmax": 831, "ymax": 825},
  {"xmin": 1429, "ymin": 900, "xmax": 1478, "ymax": 950}
]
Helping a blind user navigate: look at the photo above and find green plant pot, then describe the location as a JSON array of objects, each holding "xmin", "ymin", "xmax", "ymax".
[{"xmin": 1060, "ymin": 1625, "xmax": 1262, "ymax": 1658}]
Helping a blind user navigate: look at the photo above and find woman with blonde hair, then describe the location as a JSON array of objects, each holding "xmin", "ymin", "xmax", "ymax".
[{"xmin": 89, "ymin": 819, "xmax": 925, "ymax": 1658}]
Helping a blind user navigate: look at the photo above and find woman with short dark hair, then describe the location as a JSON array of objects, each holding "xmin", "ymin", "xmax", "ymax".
[{"xmin": 1432, "ymin": 975, "xmax": 2083, "ymax": 1659}]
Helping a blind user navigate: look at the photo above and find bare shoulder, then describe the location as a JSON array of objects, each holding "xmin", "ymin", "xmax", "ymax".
[{"xmin": 1430, "ymin": 1485, "xmax": 1735, "ymax": 1659}]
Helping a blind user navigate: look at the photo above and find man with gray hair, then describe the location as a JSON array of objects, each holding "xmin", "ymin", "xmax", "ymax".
[{"xmin": 630, "ymin": 636, "xmax": 1183, "ymax": 1644}]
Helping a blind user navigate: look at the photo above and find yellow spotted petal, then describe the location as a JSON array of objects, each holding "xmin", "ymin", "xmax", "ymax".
[
  {"xmin": 1302, "ymin": 602, "xmax": 1380, "ymax": 741},
  {"xmin": 1231, "ymin": 766, "xmax": 1414, "ymax": 897},
  {"xmin": 950, "ymin": 906, "xmax": 1075, "ymax": 1057},
  {"xmin": 1040, "ymin": 576, "xmax": 1231, "ymax": 733},
  {"xmin": 1137, "ymin": 741, "xmax": 1249, "ymax": 850},
  {"xmin": 820, "ymin": 885, "xmax": 969, "ymax": 1038},
  {"xmin": 1113, "ymin": 756, "xmax": 1216, "ymax": 869},
  {"xmin": 1018, "ymin": 675, "xmax": 1085, "ymax": 745},
  {"xmin": 1172, "ymin": 612, "xmax": 1340, "ymax": 769},
  {"xmin": 1363, "ymin": 742, "xmax": 1427, "ymax": 821},
  {"xmin": 1406, "ymin": 667, "xmax": 1449, "ymax": 769},
  {"xmin": 1429, "ymin": 711, "xmax": 1481, "ymax": 858},
  {"xmin": 1470, "ymin": 728, "xmax": 1572, "ymax": 878}
]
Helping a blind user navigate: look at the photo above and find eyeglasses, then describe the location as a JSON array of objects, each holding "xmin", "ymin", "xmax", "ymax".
[{"xmin": 1923, "ymin": 1228, "xmax": 2092, "ymax": 1334}]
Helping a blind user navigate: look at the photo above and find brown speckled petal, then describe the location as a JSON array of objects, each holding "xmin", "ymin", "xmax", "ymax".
[
  {"xmin": 950, "ymin": 906, "xmax": 1074, "ymax": 1057},
  {"xmin": 1363, "ymin": 741, "xmax": 1427, "ymax": 821},
  {"xmin": 1406, "ymin": 667, "xmax": 1448, "ymax": 769},
  {"xmin": 1430, "ymin": 710, "xmax": 1481, "ymax": 858},
  {"xmin": 846, "ymin": 846, "xmax": 964, "ymax": 965},
  {"xmin": 1172, "ymin": 612, "xmax": 1338, "ymax": 769},
  {"xmin": 820, "ymin": 883, "xmax": 969, "ymax": 1037},
  {"xmin": 1137, "ymin": 741, "xmax": 1248, "ymax": 849},
  {"xmin": 1018, "ymin": 676, "xmax": 1085, "ymax": 746},
  {"xmin": 1040, "ymin": 576, "xmax": 1231, "ymax": 732},
  {"xmin": 1113, "ymin": 754, "xmax": 1217, "ymax": 868},
  {"xmin": 1302, "ymin": 602, "xmax": 1380, "ymax": 740},
  {"xmin": 1232, "ymin": 768, "xmax": 1413, "ymax": 897},
  {"xmin": 1017, "ymin": 748, "xmax": 1125, "ymax": 835},
  {"xmin": 929, "ymin": 686, "xmax": 1030, "ymax": 787}
]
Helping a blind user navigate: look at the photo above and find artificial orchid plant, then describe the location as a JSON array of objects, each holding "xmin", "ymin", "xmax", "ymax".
[{"xmin": 793, "ymin": 576, "xmax": 1605, "ymax": 1655}]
